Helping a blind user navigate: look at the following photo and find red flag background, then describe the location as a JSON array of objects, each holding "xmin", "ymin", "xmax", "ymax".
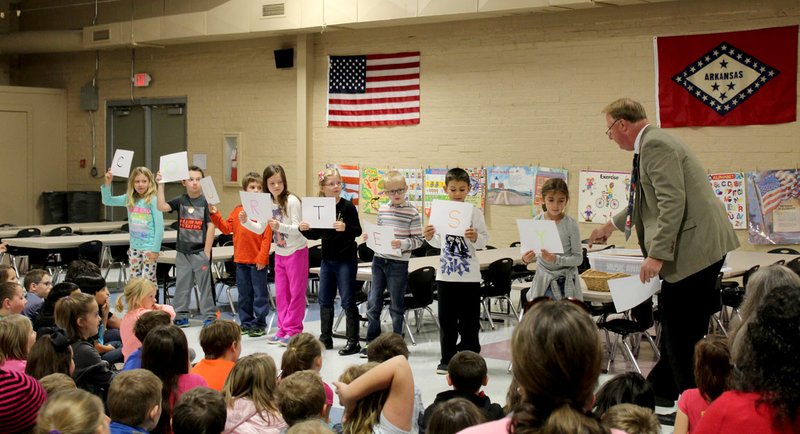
[{"xmin": 655, "ymin": 25, "xmax": 797, "ymax": 127}]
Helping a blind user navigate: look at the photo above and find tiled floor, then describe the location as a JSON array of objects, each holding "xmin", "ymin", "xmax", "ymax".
[{"xmin": 110, "ymin": 283, "xmax": 676, "ymax": 433}]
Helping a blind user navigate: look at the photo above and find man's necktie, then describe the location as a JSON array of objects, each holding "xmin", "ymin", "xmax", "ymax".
[{"xmin": 625, "ymin": 152, "xmax": 639, "ymax": 241}]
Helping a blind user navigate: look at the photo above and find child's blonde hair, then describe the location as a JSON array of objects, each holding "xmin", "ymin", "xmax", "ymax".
[
  {"xmin": 55, "ymin": 293, "xmax": 97, "ymax": 341},
  {"xmin": 280, "ymin": 333, "xmax": 323, "ymax": 379},
  {"xmin": 127, "ymin": 166, "xmax": 157, "ymax": 208},
  {"xmin": 383, "ymin": 170, "xmax": 406, "ymax": 186},
  {"xmin": 0, "ymin": 314, "xmax": 33, "ymax": 362},
  {"xmin": 223, "ymin": 353, "xmax": 281, "ymax": 425},
  {"xmin": 317, "ymin": 168, "xmax": 341, "ymax": 197},
  {"xmin": 38, "ymin": 373, "xmax": 77, "ymax": 396},
  {"xmin": 35, "ymin": 389, "xmax": 107, "ymax": 434},
  {"xmin": 600, "ymin": 403, "xmax": 660, "ymax": 434},
  {"xmin": 338, "ymin": 362, "xmax": 384, "ymax": 434},
  {"xmin": 116, "ymin": 278, "xmax": 157, "ymax": 312}
]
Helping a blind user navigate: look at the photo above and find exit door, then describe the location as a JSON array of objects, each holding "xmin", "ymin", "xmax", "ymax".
[{"xmin": 106, "ymin": 98, "xmax": 187, "ymax": 220}]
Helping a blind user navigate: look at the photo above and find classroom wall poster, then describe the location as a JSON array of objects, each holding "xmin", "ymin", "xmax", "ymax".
[
  {"xmin": 487, "ymin": 166, "xmax": 534, "ymax": 206},
  {"xmin": 397, "ymin": 168, "xmax": 424, "ymax": 213},
  {"xmin": 532, "ymin": 167, "xmax": 569, "ymax": 217},
  {"xmin": 360, "ymin": 167, "xmax": 387, "ymax": 214},
  {"xmin": 326, "ymin": 163, "xmax": 360, "ymax": 205},
  {"xmin": 708, "ymin": 172, "xmax": 747, "ymax": 229},
  {"xmin": 577, "ymin": 170, "xmax": 631, "ymax": 223},
  {"xmin": 746, "ymin": 169, "xmax": 800, "ymax": 244},
  {"xmin": 423, "ymin": 168, "xmax": 486, "ymax": 217}
]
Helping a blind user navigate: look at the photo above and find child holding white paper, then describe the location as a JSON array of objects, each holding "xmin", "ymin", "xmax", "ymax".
[
  {"xmin": 101, "ymin": 166, "xmax": 164, "ymax": 283},
  {"xmin": 423, "ymin": 168, "xmax": 488, "ymax": 375},
  {"xmin": 157, "ymin": 165, "xmax": 216, "ymax": 328},
  {"xmin": 242, "ymin": 165, "xmax": 308, "ymax": 345},
  {"xmin": 521, "ymin": 178, "xmax": 583, "ymax": 301},
  {"xmin": 300, "ymin": 168, "xmax": 363, "ymax": 356},
  {"xmin": 363, "ymin": 171, "xmax": 424, "ymax": 356},
  {"xmin": 210, "ymin": 172, "xmax": 273, "ymax": 337}
]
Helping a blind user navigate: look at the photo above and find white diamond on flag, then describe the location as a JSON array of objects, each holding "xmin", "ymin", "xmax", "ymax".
[{"xmin": 672, "ymin": 41, "xmax": 780, "ymax": 116}]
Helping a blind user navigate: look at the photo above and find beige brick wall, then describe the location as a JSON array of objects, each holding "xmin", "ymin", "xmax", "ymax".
[{"xmin": 16, "ymin": 0, "xmax": 800, "ymax": 251}]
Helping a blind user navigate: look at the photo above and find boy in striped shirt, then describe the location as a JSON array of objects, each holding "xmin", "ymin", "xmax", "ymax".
[{"xmin": 362, "ymin": 171, "xmax": 424, "ymax": 357}]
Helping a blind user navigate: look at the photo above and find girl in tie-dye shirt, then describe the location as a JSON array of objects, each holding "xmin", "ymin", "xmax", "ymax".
[{"xmin": 101, "ymin": 166, "xmax": 164, "ymax": 283}]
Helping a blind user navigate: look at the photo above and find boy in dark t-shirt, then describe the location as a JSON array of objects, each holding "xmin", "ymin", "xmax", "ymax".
[{"xmin": 157, "ymin": 165, "xmax": 216, "ymax": 327}]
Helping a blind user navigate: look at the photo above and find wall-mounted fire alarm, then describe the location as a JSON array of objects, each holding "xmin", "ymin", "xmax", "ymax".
[{"xmin": 133, "ymin": 73, "xmax": 152, "ymax": 87}]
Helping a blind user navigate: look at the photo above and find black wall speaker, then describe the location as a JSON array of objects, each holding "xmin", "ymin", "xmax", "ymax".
[{"xmin": 274, "ymin": 48, "xmax": 294, "ymax": 69}]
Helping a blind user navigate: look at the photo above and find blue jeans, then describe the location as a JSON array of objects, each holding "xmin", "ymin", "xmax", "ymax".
[
  {"xmin": 366, "ymin": 257, "xmax": 409, "ymax": 342},
  {"xmin": 318, "ymin": 258, "xmax": 358, "ymax": 310},
  {"xmin": 235, "ymin": 263, "xmax": 270, "ymax": 329}
]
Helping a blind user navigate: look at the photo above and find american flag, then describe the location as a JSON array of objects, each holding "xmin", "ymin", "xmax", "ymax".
[
  {"xmin": 756, "ymin": 170, "xmax": 800, "ymax": 214},
  {"xmin": 327, "ymin": 52, "xmax": 420, "ymax": 127}
]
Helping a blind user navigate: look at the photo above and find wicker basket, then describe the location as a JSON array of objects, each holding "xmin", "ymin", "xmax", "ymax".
[{"xmin": 580, "ymin": 269, "xmax": 630, "ymax": 292}]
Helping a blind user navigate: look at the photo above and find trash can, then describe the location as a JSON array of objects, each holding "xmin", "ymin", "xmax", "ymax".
[
  {"xmin": 68, "ymin": 191, "xmax": 102, "ymax": 223},
  {"xmin": 41, "ymin": 191, "xmax": 69, "ymax": 224}
]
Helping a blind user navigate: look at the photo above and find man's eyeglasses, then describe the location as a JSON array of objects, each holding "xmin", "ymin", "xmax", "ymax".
[
  {"xmin": 523, "ymin": 295, "xmax": 590, "ymax": 315},
  {"xmin": 605, "ymin": 118, "xmax": 621, "ymax": 137},
  {"xmin": 384, "ymin": 188, "xmax": 406, "ymax": 196}
]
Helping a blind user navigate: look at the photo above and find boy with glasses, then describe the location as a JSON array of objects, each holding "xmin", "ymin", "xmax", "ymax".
[
  {"xmin": 23, "ymin": 269, "xmax": 52, "ymax": 322},
  {"xmin": 361, "ymin": 171, "xmax": 424, "ymax": 357}
]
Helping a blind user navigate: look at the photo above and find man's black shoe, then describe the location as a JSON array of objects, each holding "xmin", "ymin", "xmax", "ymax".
[{"xmin": 338, "ymin": 342, "xmax": 361, "ymax": 356}]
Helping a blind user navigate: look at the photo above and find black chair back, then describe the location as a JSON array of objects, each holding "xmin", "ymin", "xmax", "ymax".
[
  {"xmin": 407, "ymin": 266, "xmax": 436, "ymax": 307},
  {"xmin": 786, "ymin": 257, "xmax": 800, "ymax": 276},
  {"xmin": 425, "ymin": 248, "xmax": 441, "ymax": 257},
  {"xmin": 358, "ymin": 243, "xmax": 375, "ymax": 263},
  {"xmin": 308, "ymin": 244, "xmax": 323, "ymax": 269},
  {"xmin": 484, "ymin": 245, "xmax": 497, "ymax": 250},
  {"xmin": 16, "ymin": 228, "xmax": 41, "ymax": 238},
  {"xmin": 120, "ymin": 223, "xmax": 130, "ymax": 232},
  {"xmin": 49, "ymin": 226, "xmax": 73, "ymax": 236},
  {"xmin": 742, "ymin": 264, "xmax": 760, "ymax": 287},
  {"xmin": 77, "ymin": 240, "xmax": 103, "ymax": 267},
  {"xmin": 509, "ymin": 241, "xmax": 521, "ymax": 247},
  {"xmin": 411, "ymin": 242, "xmax": 430, "ymax": 258},
  {"xmin": 630, "ymin": 297, "xmax": 656, "ymax": 330},
  {"xmin": 216, "ymin": 233, "xmax": 233, "ymax": 247},
  {"xmin": 169, "ymin": 221, "xmax": 180, "ymax": 231},
  {"xmin": 482, "ymin": 257, "xmax": 513, "ymax": 297}
]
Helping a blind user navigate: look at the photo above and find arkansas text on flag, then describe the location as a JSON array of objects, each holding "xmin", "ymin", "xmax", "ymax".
[
  {"xmin": 655, "ymin": 26, "xmax": 797, "ymax": 127},
  {"xmin": 327, "ymin": 52, "xmax": 420, "ymax": 127}
]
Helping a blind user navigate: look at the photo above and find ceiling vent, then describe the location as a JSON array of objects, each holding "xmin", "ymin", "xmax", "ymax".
[{"xmin": 262, "ymin": 3, "xmax": 285, "ymax": 18}]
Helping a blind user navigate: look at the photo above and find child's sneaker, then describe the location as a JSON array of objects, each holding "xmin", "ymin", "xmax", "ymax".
[
  {"xmin": 203, "ymin": 319, "xmax": 214, "ymax": 328},
  {"xmin": 240, "ymin": 327, "xmax": 251, "ymax": 335},
  {"xmin": 248, "ymin": 328, "xmax": 266, "ymax": 338},
  {"xmin": 173, "ymin": 318, "xmax": 190, "ymax": 328},
  {"xmin": 436, "ymin": 363, "xmax": 448, "ymax": 375},
  {"xmin": 359, "ymin": 347, "xmax": 368, "ymax": 359},
  {"xmin": 278, "ymin": 336, "xmax": 291, "ymax": 346},
  {"xmin": 267, "ymin": 335, "xmax": 282, "ymax": 345}
]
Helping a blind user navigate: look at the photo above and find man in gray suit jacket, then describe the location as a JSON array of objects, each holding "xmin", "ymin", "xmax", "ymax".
[{"xmin": 589, "ymin": 98, "xmax": 739, "ymax": 405}]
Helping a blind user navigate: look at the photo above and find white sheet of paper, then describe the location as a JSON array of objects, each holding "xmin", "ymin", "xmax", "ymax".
[
  {"xmin": 110, "ymin": 149, "xmax": 134, "ymax": 178},
  {"xmin": 200, "ymin": 176, "xmax": 220, "ymax": 205},
  {"xmin": 608, "ymin": 275, "xmax": 661, "ymax": 313},
  {"xmin": 516, "ymin": 219, "xmax": 564, "ymax": 254},
  {"xmin": 302, "ymin": 197, "xmax": 337, "ymax": 229},
  {"xmin": 159, "ymin": 151, "xmax": 190, "ymax": 183},
  {"xmin": 239, "ymin": 192, "xmax": 273, "ymax": 222},
  {"xmin": 428, "ymin": 199, "xmax": 473, "ymax": 236},
  {"xmin": 363, "ymin": 221, "xmax": 401, "ymax": 257},
  {"xmin": 192, "ymin": 153, "xmax": 207, "ymax": 170}
]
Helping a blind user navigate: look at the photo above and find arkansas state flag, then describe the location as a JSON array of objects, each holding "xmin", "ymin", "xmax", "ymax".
[{"xmin": 655, "ymin": 25, "xmax": 798, "ymax": 127}]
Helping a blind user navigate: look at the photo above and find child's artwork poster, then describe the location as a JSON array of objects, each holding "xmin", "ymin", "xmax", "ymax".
[
  {"xmin": 326, "ymin": 163, "xmax": 359, "ymax": 205},
  {"xmin": 577, "ymin": 170, "xmax": 631, "ymax": 223},
  {"xmin": 532, "ymin": 167, "xmax": 569, "ymax": 217},
  {"xmin": 360, "ymin": 167, "xmax": 387, "ymax": 214},
  {"xmin": 708, "ymin": 172, "xmax": 747, "ymax": 230},
  {"xmin": 746, "ymin": 169, "xmax": 800, "ymax": 244},
  {"xmin": 487, "ymin": 166, "xmax": 534, "ymax": 206},
  {"xmin": 423, "ymin": 168, "xmax": 486, "ymax": 217},
  {"xmin": 397, "ymin": 168, "xmax": 424, "ymax": 213}
]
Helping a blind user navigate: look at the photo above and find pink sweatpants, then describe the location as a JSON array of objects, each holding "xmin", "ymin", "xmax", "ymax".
[{"xmin": 274, "ymin": 247, "xmax": 309, "ymax": 337}]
